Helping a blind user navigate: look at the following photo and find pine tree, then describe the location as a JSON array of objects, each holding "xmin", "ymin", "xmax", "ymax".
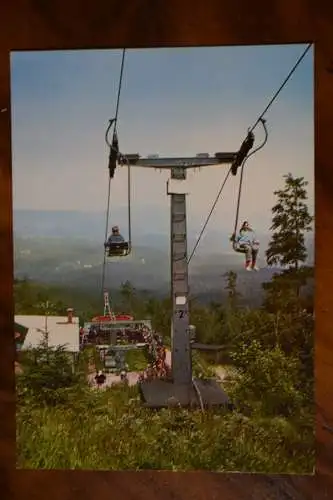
[
  {"xmin": 264, "ymin": 173, "xmax": 314, "ymax": 312},
  {"xmin": 266, "ymin": 173, "xmax": 313, "ymax": 271},
  {"xmin": 119, "ymin": 280, "xmax": 138, "ymax": 313},
  {"xmin": 223, "ymin": 271, "xmax": 241, "ymax": 309}
]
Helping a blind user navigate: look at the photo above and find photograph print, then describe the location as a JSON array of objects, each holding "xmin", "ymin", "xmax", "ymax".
[{"xmin": 12, "ymin": 43, "xmax": 314, "ymax": 472}]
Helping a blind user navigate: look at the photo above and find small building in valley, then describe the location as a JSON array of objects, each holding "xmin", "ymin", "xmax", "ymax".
[{"xmin": 16, "ymin": 308, "xmax": 80, "ymax": 355}]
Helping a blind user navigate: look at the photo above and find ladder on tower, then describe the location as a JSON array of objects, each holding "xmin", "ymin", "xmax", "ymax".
[{"xmin": 104, "ymin": 291, "xmax": 116, "ymax": 320}]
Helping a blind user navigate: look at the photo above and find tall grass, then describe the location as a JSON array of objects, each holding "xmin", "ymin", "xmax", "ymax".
[{"xmin": 17, "ymin": 381, "xmax": 314, "ymax": 472}]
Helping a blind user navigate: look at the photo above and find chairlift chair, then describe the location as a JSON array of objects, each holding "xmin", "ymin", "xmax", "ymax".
[
  {"xmin": 105, "ymin": 239, "xmax": 130, "ymax": 257},
  {"xmin": 104, "ymin": 224, "xmax": 131, "ymax": 258}
]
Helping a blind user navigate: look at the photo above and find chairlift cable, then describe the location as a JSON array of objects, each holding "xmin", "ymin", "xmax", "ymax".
[
  {"xmin": 127, "ymin": 157, "xmax": 132, "ymax": 250},
  {"xmin": 101, "ymin": 49, "xmax": 127, "ymax": 296},
  {"xmin": 188, "ymin": 44, "xmax": 311, "ymax": 265},
  {"xmin": 101, "ymin": 174, "xmax": 112, "ymax": 293},
  {"xmin": 249, "ymin": 43, "xmax": 312, "ymax": 133},
  {"xmin": 187, "ymin": 167, "xmax": 232, "ymax": 265},
  {"xmin": 114, "ymin": 48, "xmax": 126, "ymax": 129}
]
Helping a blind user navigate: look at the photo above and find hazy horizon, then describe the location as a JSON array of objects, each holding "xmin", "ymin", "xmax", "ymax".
[{"xmin": 11, "ymin": 44, "xmax": 314, "ymax": 243}]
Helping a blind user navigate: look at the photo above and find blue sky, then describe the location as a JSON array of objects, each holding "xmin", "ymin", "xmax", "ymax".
[{"xmin": 10, "ymin": 44, "xmax": 314, "ymax": 239}]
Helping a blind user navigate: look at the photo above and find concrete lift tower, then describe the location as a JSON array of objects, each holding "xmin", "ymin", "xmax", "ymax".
[{"xmin": 121, "ymin": 150, "xmax": 240, "ymax": 409}]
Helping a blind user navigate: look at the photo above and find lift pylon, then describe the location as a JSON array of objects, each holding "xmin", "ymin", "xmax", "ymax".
[{"xmin": 122, "ymin": 152, "xmax": 237, "ymax": 408}]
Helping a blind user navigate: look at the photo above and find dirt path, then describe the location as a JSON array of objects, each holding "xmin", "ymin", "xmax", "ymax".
[
  {"xmin": 214, "ymin": 365, "xmax": 228, "ymax": 381},
  {"xmin": 88, "ymin": 343, "xmax": 169, "ymax": 388},
  {"xmin": 164, "ymin": 349, "xmax": 229, "ymax": 382},
  {"xmin": 165, "ymin": 349, "xmax": 171, "ymax": 368}
]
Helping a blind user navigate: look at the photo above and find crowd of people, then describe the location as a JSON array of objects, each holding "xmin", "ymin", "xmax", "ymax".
[
  {"xmin": 139, "ymin": 331, "xmax": 170, "ymax": 382},
  {"xmin": 91, "ymin": 325, "xmax": 170, "ymax": 388}
]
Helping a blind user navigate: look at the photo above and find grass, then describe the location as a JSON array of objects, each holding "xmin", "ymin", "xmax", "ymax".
[
  {"xmin": 16, "ymin": 381, "xmax": 314, "ymax": 472},
  {"xmin": 125, "ymin": 349, "xmax": 148, "ymax": 371},
  {"xmin": 191, "ymin": 350, "xmax": 216, "ymax": 378}
]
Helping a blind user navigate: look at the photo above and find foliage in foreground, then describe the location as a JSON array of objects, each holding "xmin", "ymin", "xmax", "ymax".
[
  {"xmin": 16, "ymin": 338, "xmax": 314, "ymax": 473},
  {"xmin": 17, "ymin": 383, "xmax": 314, "ymax": 473}
]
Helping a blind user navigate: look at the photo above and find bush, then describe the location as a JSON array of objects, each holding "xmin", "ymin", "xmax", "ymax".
[
  {"xmin": 16, "ymin": 344, "xmax": 84, "ymax": 407},
  {"xmin": 229, "ymin": 340, "xmax": 308, "ymax": 418},
  {"xmin": 125, "ymin": 349, "xmax": 148, "ymax": 371}
]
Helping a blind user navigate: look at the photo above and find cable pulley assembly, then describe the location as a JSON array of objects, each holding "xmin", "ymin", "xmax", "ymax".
[
  {"xmin": 107, "ymin": 128, "xmax": 120, "ymax": 180},
  {"xmin": 230, "ymin": 130, "xmax": 255, "ymax": 176},
  {"xmin": 232, "ymin": 118, "xmax": 268, "ymax": 240}
]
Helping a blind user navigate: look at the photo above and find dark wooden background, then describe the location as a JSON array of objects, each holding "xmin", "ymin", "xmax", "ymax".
[{"xmin": 0, "ymin": 1, "xmax": 332, "ymax": 498}]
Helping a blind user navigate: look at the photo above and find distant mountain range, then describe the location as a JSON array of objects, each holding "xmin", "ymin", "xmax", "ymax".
[
  {"xmin": 13, "ymin": 209, "xmax": 314, "ymax": 306},
  {"xmin": 12, "ymin": 209, "xmax": 270, "ymax": 252},
  {"xmin": 13, "ymin": 208, "xmax": 314, "ymax": 259},
  {"xmin": 13, "ymin": 208, "xmax": 172, "ymax": 247}
]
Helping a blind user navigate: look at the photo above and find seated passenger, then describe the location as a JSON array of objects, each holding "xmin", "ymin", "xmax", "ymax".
[
  {"xmin": 106, "ymin": 225, "xmax": 125, "ymax": 245},
  {"xmin": 232, "ymin": 220, "xmax": 260, "ymax": 271}
]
